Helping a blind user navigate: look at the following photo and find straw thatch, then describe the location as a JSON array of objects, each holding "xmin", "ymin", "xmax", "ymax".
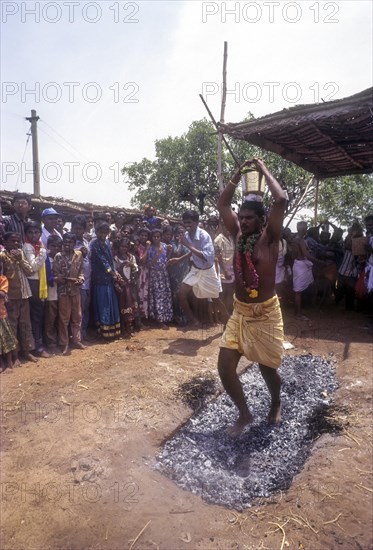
[{"xmin": 219, "ymin": 87, "xmax": 373, "ymax": 178}]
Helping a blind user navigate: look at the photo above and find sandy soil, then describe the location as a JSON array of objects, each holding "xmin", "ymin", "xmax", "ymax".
[{"xmin": 1, "ymin": 305, "xmax": 372, "ymax": 550}]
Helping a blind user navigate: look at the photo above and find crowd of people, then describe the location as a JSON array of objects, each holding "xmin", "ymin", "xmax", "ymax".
[
  {"xmin": 0, "ymin": 191, "xmax": 372, "ymax": 373},
  {"xmin": 273, "ymin": 215, "xmax": 373, "ymax": 320}
]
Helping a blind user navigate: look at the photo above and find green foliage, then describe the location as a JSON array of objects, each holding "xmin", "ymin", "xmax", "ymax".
[
  {"xmin": 122, "ymin": 120, "xmax": 220, "ymax": 217},
  {"xmin": 316, "ymin": 175, "xmax": 373, "ymax": 226},
  {"xmin": 122, "ymin": 118, "xmax": 373, "ymax": 225}
]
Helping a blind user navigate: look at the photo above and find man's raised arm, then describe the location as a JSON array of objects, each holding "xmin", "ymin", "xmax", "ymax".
[
  {"xmin": 217, "ymin": 161, "xmax": 250, "ymax": 238},
  {"xmin": 252, "ymin": 159, "xmax": 287, "ymax": 241}
]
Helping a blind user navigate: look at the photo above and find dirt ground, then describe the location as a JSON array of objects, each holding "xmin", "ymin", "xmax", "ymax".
[{"xmin": 1, "ymin": 305, "xmax": 372, "ymax": 550}]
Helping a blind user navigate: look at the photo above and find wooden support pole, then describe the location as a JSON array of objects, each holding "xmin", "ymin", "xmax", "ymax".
[
  {"xmin": 314, "ymin": 177, "xmax": 319, "ymax": 225},
  {"xmin": 217, "ymin": 42, "xmax": 228, "ymax": 192}
]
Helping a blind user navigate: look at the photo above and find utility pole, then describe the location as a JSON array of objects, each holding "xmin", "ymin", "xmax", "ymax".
[{"xmin": 25, "ymin": 109, "xmax": 40, "ymax": 197}]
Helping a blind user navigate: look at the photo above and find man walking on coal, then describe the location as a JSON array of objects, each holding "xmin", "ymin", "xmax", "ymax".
[{"xmin": 217, "ymin": 158, "xmax": 287, "ymax": 437}]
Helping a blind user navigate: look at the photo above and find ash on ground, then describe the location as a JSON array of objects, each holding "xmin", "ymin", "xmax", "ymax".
[
  {"xmin": 155, "ymin": 354, "xmax": 340, "ymax": 510},
  {"xmin": 177, "ymin": 375, "xmax": 217, "ymax": 412}
]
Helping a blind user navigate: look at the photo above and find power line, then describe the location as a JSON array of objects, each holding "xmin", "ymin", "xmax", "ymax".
[
  {"xmin": 1, "ymin": 110, "xmax": 26, "ymax": 120},
  {"xmin": 15, "ymin": 126, "xmax": 31, "ymax": 189},
  {"xmin": 38, "ymin": 125, "xmax": 83, "ymax": 161},
  {"xmin": 40, "ymin": 119, "xmax": 90, "ymax": 162}
]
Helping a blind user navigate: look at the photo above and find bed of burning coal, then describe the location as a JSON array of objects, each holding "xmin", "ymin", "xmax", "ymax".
[{"xmin": 155, "ymin": 354, "xmax": 341, "ymax": 510}]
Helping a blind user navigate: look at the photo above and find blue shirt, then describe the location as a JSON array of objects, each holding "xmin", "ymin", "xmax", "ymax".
[{"xmin": 185, "ymin": 227, "xmax": 215, "ymax": 269}]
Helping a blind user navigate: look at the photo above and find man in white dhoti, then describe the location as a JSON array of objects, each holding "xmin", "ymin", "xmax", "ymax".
[
  {"xmin": 178, "ymin": 210, "xmax": 226, "ymax": 326},
  {"xmin": 292, "ymin": 221, "xmax": 324, "ymax": 320}
]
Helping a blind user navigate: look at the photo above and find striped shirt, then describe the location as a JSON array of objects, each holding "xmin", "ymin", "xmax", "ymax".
[
  {"xmin": 338, "ymin": 250, "xmax": 358, "ymax": 278},
  {"xmin": 3, "ymin": 214, "xmax": 31, "ymax": 244}
]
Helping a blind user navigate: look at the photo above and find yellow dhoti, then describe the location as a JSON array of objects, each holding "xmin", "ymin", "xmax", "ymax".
[{"xmin": 220, "ymin": 295, "xmax": 284, "ymax": 369}]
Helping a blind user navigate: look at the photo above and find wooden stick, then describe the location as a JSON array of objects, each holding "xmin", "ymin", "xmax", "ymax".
[
  {"xmin": 199, "ymin": 94, "xmax": 241, "ymax": 167},
  {"xmin": 129, "ymin": 520, "xmax": 151, "ymax": 550},
  {"xmin": 268, "ymin": 522, "xmax": 286, "ymax": 550},
  {"xmin": 355, "ymin": 483, "xmax": 373, "ymax": 493},
  {"xmin": 344, "ymin": 431, "xmax": 361, "ymax": 446},
  {"xmin": 323, "ymin": 513, "xmax": 342, "ymax": 525}
]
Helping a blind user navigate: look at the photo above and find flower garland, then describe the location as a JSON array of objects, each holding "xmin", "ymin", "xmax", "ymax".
[{"xmin": 235, "ymin": 233, "xmax": 261, "ymax": 298}]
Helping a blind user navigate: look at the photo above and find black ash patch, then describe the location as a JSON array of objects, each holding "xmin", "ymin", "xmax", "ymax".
[
  {"xmin": 155, "ymin": 354, "xmax": 339, "ymax": 510},
  {"xmin": 177, "ymin": 375, "xmax": 218, "ymax": 412}
]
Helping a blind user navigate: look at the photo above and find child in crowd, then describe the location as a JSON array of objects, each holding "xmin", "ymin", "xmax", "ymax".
[
  {"xmin": 113, "ymin": 237, "xmax": 140, "ymax": 337},
  {"xmin": 121, "ymin": 225, "xmax": 134, "ymax": 239},
  {"xmin": 84, "ymin": 215, "xmax": 94, "ymax": 242},
  {"xmin": 0, "ymin": 261, "xmax": 18, "ymax": 372},
  {"xmin": 23, "ymin": 221, "xmax": 50, "ymax": 358},
  {"xmin": 53, "ymin": 232, "xmax": 85, "ymax": 355},
  {"xmin": 56, "ymin": 215, "xmax": 66, "ymax": 235},
  {"xmin": 143, "ymin": 205, "xmax": 159, "ymax": 228},
  {"xmin": 162, "ymin": 226, "xmax": 173, "ymax": 246},
  {"xmin": 44, "ymin": 234, "xmax": 62, "ymax": 349},
  {"xmin": 0, "ymin": 232, "xmax": 36, "ymax": 362},
  {"xmin": 71, "ymin": 216, "xmax": 92, "ymax": 343},
  {"xmin": 134, "ymin": 228, "xmax": 151, "ymax": 321}
]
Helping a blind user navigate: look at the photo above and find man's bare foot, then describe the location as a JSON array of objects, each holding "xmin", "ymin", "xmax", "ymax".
[
  {"xmin": 227, "ymin": 413, "xmax": 254, "ymax": 437},
  {"xmin": 38, "ymin": 350, "xmax": 52, "ymax": 358},
  {"xmin": 73, "ymin": 342, "xmax": 86, "ymax": 350},
  {"xmin": 62, "ymin": 346, "xmax": 71, "ymax": 356},
  {"xmin": 268, "ymin": 401, "xmax": 282, "ymax": 424},
  {"xmin": 12, "ymin": 358, "xmax": 21, "ymax": 368},
  {"xmin": 24, "ymin": 353, "xmax": 38, "ymax": 363},
  {"xmin": 74, "ymin": 342, "xmax": 87, "ymax": 349}
]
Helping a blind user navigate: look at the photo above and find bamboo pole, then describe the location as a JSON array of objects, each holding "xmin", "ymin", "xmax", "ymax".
[
  {"xmin": 217, "ymin": 42, "xmax": 228, "ymax": 192},
  {"xmin": 199, "ymin": 95, "xmax": 240, "ymax": 167},
  {"xmin": 314, "ymin": 177, "xmax": 319, "ymax": 224},
  {"xmin": 284, "ymin": 176, "xmax": 315, "ymax": 229}
]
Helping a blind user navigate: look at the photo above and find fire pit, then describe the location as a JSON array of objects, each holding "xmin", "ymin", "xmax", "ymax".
[{"xmin": 156, "ymin": 354, "xmax": 340, "ymax": 510}]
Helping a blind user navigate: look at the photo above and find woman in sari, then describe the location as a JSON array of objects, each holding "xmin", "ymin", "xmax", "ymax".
[
  {"xmin": 89, "ymin": 222, "xmax": 121, "ymax": 339},
  {"xmin": 167, "ymin": 226, "xmax": 191, "ymax": 325},
  {"xmin": 143, "ymin": 229, "xmax": 173, "ymax": 325}
]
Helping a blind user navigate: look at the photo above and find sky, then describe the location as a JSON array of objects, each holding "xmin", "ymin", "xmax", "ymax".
[{"xmin": 1, "ymin": 0, "xmax": 372, "ymax": 211}]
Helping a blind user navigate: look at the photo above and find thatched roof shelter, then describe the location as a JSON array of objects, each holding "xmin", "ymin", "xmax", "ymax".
[
  {"xmin": 0, "ymin": 190, "xmax": 178, "ymax": 225},
  {"xmin": 0, "ymin": 190, "xmax": 137, "ymax": 220},
  {"xmin": 219, "ymin": 87, "xmax": 373, "ymax": 178}
]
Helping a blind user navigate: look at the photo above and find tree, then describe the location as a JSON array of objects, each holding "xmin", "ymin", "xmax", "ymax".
[
  {"xmin": 315, "ymin": 174, "xmax": 373, "ymax": 227},
  {"xmin": 122, "ymin": 119, "xmax": 373, "ymax": 225},
  {"xmin": 122, "ymin": 120, "xmax": 220, "ymax": 217}
]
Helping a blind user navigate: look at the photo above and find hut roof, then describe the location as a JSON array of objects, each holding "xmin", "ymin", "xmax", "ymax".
[
  {"xmin": 0, "ymin": 190, "xmax": 139, "ymax": 220},
  {"xmin": 0, "ymin": 190, "xmax": 178, "ymax": 225},
  {"xmin": 219, "ymin": 87, "xmax": 373, "ymax": 178}
]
